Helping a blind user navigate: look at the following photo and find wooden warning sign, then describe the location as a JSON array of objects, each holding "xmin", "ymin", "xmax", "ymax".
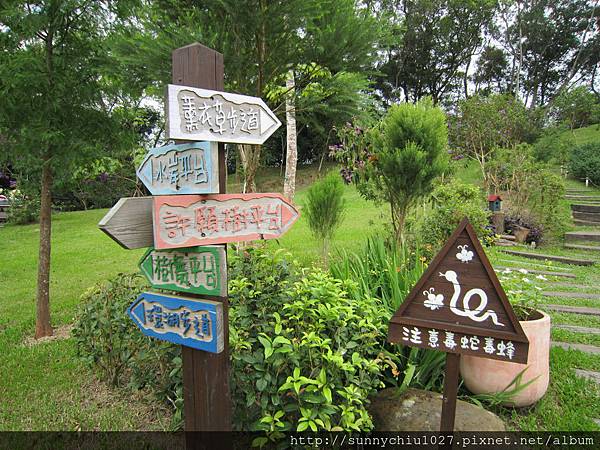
[{"xmin": 388, "ymin": 217, "xmax": 529, "ymax": 431}]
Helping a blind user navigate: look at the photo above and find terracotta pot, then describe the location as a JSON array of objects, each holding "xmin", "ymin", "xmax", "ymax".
[
  {"xmin": 513, "ymin": 226, "xmax": 530, "ymax": 243},
  {"xmin": 459, "ymin": 310, "xmax": 550, "ymax": 407}
]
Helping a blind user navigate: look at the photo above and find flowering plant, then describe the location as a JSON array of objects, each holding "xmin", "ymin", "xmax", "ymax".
[{"xmin": 497, "ymin": 268, "xmax": 546, "ymax": 321}]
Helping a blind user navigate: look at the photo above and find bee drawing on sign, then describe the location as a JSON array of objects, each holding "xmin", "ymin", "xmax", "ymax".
[
  {"xmin": 423, "ymin": 288, "xmax": 444, "ymax": 311},
  {"xmin": 456, "ymin": 244, "xmax": 474, "ymax": 263},
  {"xmin": 435, "ymin": 270, "xmax": 504, "ymax": 326}
]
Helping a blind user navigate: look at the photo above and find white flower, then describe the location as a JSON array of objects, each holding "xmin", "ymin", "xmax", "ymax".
[
  {"xmin": 534, "ymin": 286, "xmax": 542, "ymax": 291},
  {"xmin": 502, "ymin": 268, "xmax": 513, "ymax": 274},
  {"xmin": 523, "ymin": 278, "xmax": 530, "ymax": 283},
  {"xmin": 519, "ymin": 268, "xmax": 529, "ymax": 274},
  {"xmin": 536, "ymin": 275, "xmax": 547, "ymax": 281}
]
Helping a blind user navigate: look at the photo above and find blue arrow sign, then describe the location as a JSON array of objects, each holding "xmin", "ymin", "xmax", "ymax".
[
  {"xmin": 136, "ymin": 142, "xmax": 219, "ymax": 195},
  {"xmin": 128, "ymin": 292, "xmax": 224, "ymax": 353}
]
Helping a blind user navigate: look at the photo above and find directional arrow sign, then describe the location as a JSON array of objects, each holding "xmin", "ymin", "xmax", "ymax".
[
  {"xmin": 153, "ymin": 193, "xmax": 299, "ymax": 249},
  {"xmin": 139, "ymin": 246, "xmax": 227, "ymax": 296},
  {"xmin": 136, "ymin": 142, "xmax": 219, "ymax": 195},
  {"xmin": 98, "ymin": 197, "xmax": 153, "ymax": 249},
  {"xmin": 128, "ymin": 292, "xmax": 224, "ymax": 353},
  {"xmin": 166, "ymin": 84, "xmax": 281, "ymax": 145}
]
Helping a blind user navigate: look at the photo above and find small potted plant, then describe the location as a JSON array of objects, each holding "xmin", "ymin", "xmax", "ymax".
[{"xmin": 459, "ymin": 268, "xmax": 551, "ymax": 407}]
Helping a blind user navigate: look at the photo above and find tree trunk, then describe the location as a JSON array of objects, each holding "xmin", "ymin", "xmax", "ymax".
[
  {"xmin": 283, "ymin": 70, "xmax": 297, "ymax": 201},
  {"xmin": 239, "ymin": 144, "xmax": 260, "ymax": 193},
  {"xmin": 35, "ymin": 153, "xmax": 53, "ymax": 338}
]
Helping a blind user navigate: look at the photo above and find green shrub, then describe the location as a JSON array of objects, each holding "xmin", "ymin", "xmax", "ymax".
[
  {"xmin": 533, "ymin": 128, "xmax": 574, "ymax": 166},
  {"xmin": 7, "ymin": 189, "xmax": 40, "ymax": 225},
  {"xmin": 418, "ymin": 181, "xmax": 490, "ymax": 256},
  {"xmin": 569, "ymin": 141, "xmax": 600, "ymax": 185},
  {"xmin": 228, "ymin": 246, "xmax": 391, "ymax": 436},
  {"xmin": 72, "ymin": 273, "xmax": 183, "ymax": 427},
  {"xmin": 303, "ymin": 171, "xmax": 346, "ymax": 260}
]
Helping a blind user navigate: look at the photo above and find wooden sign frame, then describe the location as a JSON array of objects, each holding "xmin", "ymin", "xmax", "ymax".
[{"xmin": 388, "ymin": 217, "xmax": 530, "ymax": 432}]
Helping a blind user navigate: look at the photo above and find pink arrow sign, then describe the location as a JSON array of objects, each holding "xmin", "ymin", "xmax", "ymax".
[{"xmin": 153, "ymin": 193, "xmax": 299, "ymax": 249}]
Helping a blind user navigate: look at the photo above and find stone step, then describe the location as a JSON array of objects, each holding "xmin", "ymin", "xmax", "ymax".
[
  {"xmin": 572, "ymin": 204, "xmax": 600, "ymax": 213},
  {"xmin": 544, "ymin": 291, "xmax": 600, "ymax": 300},
  {"xmin": 547, "ymin": 282, "xmax": 592, "ymax": 289},
  {"xmin": 554, "ymin": 324, "xmax": 600, "ymax": 335},
  {"xmin": 564, "ymin": 243, "xmax": 600, "ymax": 252},
  {"xmin": 574, "ymin": 369, "xmax": 600, "ymax": 385},
  {"xmin": 573, "ymin": 211, "xmax": 600, "ymax": 223},
  {"xmin": 566, "ymin": 195, "xmax": 600, "ymax": 200},
  {"xmin": 565, "ymin": 230, "xmax": 600, "ymax": 242},
  {"xmin": 574, "ymin": 218, "xmax": 600, "ymax": 227},
  {"xmin": 498, "ymin": 258, "xmax": 574, "ymax": 271},
  {"xmin": 496, "ymin": 239, "xmax": 517, "ymax": 247},
  {"xmin": 500, "ymin": 234, "xmax": 516, "ymax": 241},
  {"xmin": 500, "ymin": 249, "xmax": 595, "ymax": 266},
  {"xmin": 552, "ymin": 341, "xmax": 600, "ymax": 354},
  {"xmin": 545, "ymin": 304, "xmax": 600, "ymax": 316},
  {"xmin": 495, "ymin": 266, "xmax": 576, "ymax": 278}
]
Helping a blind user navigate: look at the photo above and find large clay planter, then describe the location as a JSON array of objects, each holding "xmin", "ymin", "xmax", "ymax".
[{"xmin": 459, "ymin": 310, "xmax": 550, "ymax": 407}]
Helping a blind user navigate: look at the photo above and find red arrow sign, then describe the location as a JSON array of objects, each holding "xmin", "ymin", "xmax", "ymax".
[{"xmin": 153, "ymin": 193, "xmax": 299, "ymax": 249}]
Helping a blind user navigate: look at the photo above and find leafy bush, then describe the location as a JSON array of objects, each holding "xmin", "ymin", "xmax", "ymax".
[
  {"xmin": 417, "ymin": 181, "xmax": 491, "ymax": 257},
  {"xmin": 330, "ymin": 236, "xmax": 446, "ymax": 392},
  {"xmin": 72, "ymin": 273, "xmax": 183, "ymax": 426},
  {"xmin": 497, "ymin": 267, "xmax": 545, "ymax": 321},
  {"xmin": 228, "ymin": 246, "xmax": 391, "ymax": 437},
  {"xmin": 569, "ymin": 141, "xmax": 600, "ymax": 185},
  {"xmin": 503, "ymin": 214, "xmax": 543, "ymax": 245},
  {"xmin": 533, "ymin": 127, "xmax": 574, "ymax": 166},
  {"xmin": 303, "ymin": 171, "xmax": 346, "ymax": 260},
  {"xmin": 6, "ymin": 189, "xmax": 40, "ymax": 225}
]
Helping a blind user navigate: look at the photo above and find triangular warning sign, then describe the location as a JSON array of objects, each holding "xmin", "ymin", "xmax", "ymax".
[{"xmin": 388, "ymin": 218, "xmax": 529, "ymax": 363}]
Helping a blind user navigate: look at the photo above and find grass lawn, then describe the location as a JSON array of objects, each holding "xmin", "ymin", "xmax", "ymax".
[
  {"xmin": 1, "ymin": 163, "xmax": 599, "ymax": 431},
  {"xmin": 559, "ymin": 123, "xmax": 600, "ymax": 147}
]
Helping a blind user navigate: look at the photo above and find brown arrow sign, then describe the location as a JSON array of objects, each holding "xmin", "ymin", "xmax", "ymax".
[
  {"xmin": 98, "ymin": 197, "xmax": 153, "ymax": 249},
  {"xmin": 153, "ymin": 193, "xmax": 299, "ymax": 249}
]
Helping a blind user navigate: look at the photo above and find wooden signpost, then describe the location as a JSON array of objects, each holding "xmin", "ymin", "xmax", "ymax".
[
  {"xmin": 139, "ymin": 246, "xmax": 227, "ymax": 297},
  {"xmin": 128, "ymin": 292, "xmax": 224, "ymax": 354},
  {"xmin": 98, "ymin": 43, "xmax": 292, "ymax": 444},
  {"xmin": 166, "ymin": 84, "xmax": 282, "ymax": 145},
  {"xmin": 136, "ymin": 142, "xmax": 219, "ymax": 195},
  {"xmin": 388, "ymin": 218, "xmax": 529, "ymax": 432},
  {"xmin": 153, "ymin": 193, "xmax": 299, "ymax": 249}
]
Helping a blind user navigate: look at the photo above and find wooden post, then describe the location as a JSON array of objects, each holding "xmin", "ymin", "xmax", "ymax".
[
  {"xmin": 172, "ymin": 44, "xmax": 233, "ymax": 437},
  {"xmin": 440, "ymin": 352, "xmax": 460, "ymax": 432}
]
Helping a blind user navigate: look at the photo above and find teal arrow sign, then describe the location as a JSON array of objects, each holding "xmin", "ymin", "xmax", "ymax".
[{"xmin": 136, "ymin": 142, "xmax": 219, "ymax": 195}]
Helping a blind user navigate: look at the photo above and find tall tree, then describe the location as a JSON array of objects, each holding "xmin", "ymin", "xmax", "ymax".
[
  {"xmin": 111, "ymin": 0, "xmax": 382, "ymax": 192},
  {"xmin": 376, "ymin": 0, "xmax": 496, "ymax": 105},
  {"xmin": 283, "ymin": 70, "xmax": 297, "ymax": 200},
  {"xmin": 496, "ymin": 0, "xmax": 600, "ymax": 107},
  {"xmin": 0, "ymin": 1, "xmax": 134, "ymax": 338}
]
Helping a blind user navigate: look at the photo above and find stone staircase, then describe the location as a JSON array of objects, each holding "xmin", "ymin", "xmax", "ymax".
[{"xmin": 564, "ymin": 230, "xmax": 600, "ymax": 252}]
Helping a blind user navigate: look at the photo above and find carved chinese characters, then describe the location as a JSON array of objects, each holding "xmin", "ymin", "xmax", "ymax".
[
  {"xmin": 139, "ymin": 246, "xmax": 227, "ymax": 297},
  {"xmin": 136, "ymin": 142, "xmax": 219, "ymax": 195},
  {"xmin": 128, "ymin": 292, "xmax": 224, "ymax": 353},
  {"xmin": 152, "ymin": 194, "xmax": 299, "ymax": 249},
  {"xmin": 388, "ymin": 218, "xmax": 529, "ymax": 364},
  {"xmin": 166, "ymin": 84, "xmax": 281, "ymax": 145}
]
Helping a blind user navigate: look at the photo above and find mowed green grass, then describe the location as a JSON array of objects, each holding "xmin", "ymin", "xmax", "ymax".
[
  {"xmin": 2, "ymin": 162, "xmax": 600, "ymax": 431},
  {"xmin": 0, "ymin": 175, "xmax": 384, "ymax": 430}
]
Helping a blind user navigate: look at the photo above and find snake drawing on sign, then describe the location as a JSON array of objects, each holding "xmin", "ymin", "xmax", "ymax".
[{"xmin": 422, "ymin": 245, "xmax": 504, "ymax": 326}]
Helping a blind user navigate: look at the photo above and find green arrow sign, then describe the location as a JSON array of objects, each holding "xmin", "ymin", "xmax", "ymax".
[{"xmin": 139, "ymin": 246, "xmax": 226, "ymax": 297}]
